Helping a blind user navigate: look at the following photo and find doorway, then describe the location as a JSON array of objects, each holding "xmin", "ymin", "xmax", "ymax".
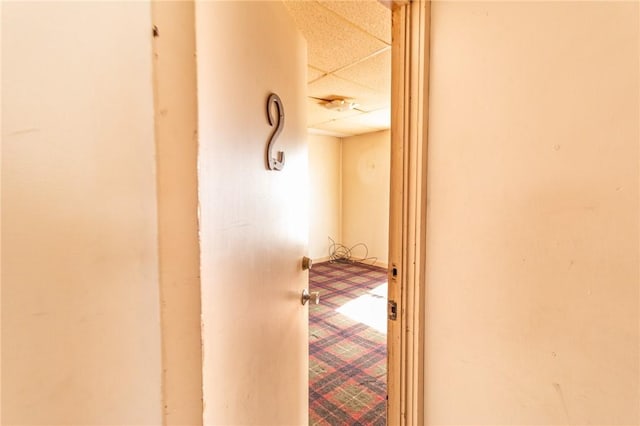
[
  {"xmin": 306, "ymin": 129, "xmax": 391, "ymax": 423},
  {"xmin": 281, "ymin": 1, "xmax": 393, "ymax": 422},
  {"xmin": 284, "ymin": 1, "xmax": 429, "ymax": 424}
]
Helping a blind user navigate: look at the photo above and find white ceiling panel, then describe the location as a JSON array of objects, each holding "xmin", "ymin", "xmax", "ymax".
[
  {"xmin": 346, "ymin": 107, "xmax": 391, "ymax": 129},
  {"xmin": 308, "ymin": 127, "xmax": 353, "ymax": 138},
  {"xmin": 313, "ymin": 119, "xmax": 380, "ymax": 136},
  {"xmin": 317, "ymin": 0, "xmax": 391, "ymax": 45},
  {"xmin": 308, "ymin": 66, "xmax": 326, "ymax": 83},
  {"xmin": 283, "ymin": 1, "xmax": 387, "ymax": 73},
  {"xmin": 335, "ymin": 49, "xmax": 391, "ymax": 93}
]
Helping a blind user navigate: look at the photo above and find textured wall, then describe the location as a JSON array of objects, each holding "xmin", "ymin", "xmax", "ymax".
[
  {"xmin": 425, "ymin": 2, "xmax": 639, "ymax": 423},
  {"xmin": 342, "ymin": 130, "xmax": 390, "ymax": 266},
  {"xmin": 308, "ymin": 133, "xmax": 342, "ymax": 261},
  {"xmin": 2, "ymin": 2, "xmax": 162, "ymax": 423}
]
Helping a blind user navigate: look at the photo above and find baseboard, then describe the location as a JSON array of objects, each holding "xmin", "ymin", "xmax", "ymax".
[
  {"xmin": 372, "ymin": 260, "xmax": 389, "ymax": 270},
  {"xmin": 312, "ymin": 256, "xmax": 388, "ymax": 270}
]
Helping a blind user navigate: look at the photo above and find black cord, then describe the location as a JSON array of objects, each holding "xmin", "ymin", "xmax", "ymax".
[{"xmin": 327, "ymin": 236, "xmax": 378, "ymax": 266}]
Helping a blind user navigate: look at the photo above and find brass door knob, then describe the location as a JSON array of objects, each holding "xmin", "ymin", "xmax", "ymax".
[
  {"xmin": 302, "ymin": 256, "xmax": 313, "ymax": 270},
  {"xmin": 301, "ymin": 289, "xmax": 320, "ymax": 305}
]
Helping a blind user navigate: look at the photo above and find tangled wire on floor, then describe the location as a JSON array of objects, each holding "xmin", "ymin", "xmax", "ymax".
[{"xmin": 328, "ymin": 236, "xmax": 378, "ymax": 266}]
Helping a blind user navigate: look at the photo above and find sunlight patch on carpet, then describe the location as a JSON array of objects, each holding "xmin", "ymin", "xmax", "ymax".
[{"xmin": 336, "ymin": 283, "xmax": 387, "ymax": 334}]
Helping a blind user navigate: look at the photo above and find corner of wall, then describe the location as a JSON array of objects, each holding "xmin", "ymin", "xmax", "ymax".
[{"xmin": 151, "ymin": 2, "xmax": 204, "ymax": 424}]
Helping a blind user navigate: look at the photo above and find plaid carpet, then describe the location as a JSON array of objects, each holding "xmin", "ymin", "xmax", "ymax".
[{"xmin": 309, "ymin": 261, "xmax": 388, "ymax": 426}]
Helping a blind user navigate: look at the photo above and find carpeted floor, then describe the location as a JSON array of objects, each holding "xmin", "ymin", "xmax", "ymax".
[{"xmin": 309, "ymin": 261, "xmax": 388, "ymax": 426}]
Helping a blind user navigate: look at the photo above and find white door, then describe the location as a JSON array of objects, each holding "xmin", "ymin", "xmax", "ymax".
[{"xmin": 194, "ymin": 2, "xmax": 309, "ymax": 424}]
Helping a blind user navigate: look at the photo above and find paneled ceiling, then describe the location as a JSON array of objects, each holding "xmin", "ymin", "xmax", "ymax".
[{"xmin": 282, "ymin": 0, "xmax": 391, "ymax": 137}]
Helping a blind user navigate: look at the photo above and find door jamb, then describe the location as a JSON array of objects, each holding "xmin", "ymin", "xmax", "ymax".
[{"xmin": 387, "ymin": 1, "xmax": 430, "ymax": 425}]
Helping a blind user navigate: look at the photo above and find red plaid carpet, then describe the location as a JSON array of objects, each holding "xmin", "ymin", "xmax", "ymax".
[{"xmin": 309, "ymin": 261, "xmax": 388, "ymax": 426}]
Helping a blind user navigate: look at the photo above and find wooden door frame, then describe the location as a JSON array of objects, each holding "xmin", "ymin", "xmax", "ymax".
[{"xmin": 387, "ymin": 1, "xmax": 430, "ymax": 425}]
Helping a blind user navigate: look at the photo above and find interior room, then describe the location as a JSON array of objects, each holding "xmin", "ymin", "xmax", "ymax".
[
  {"xmin": 281, "ymin": 1, "xmax": 393, "ymax": 423},
  {"xmin": 306, "ymin": 128, "xmax": 391, "ymax": 425}
]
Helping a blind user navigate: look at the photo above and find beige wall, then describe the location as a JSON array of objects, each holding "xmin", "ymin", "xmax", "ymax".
[
  {"xmin": 425, "ymin": 2, "xmax": 639, "ymax": 424},
  {"xmin": 342, "ymin": 130, "xmax": 390, "ymax": 266},
  {"xmin": 308, "ymin": 130, "xmax": 390, "ymax": 265},
  {"xmin": 308, "ymin": 133, "xmax": 342, "ymax": 261},
  {"xmin": 2, "ymin": 2, "xmax": 162, "ymax": 424}
]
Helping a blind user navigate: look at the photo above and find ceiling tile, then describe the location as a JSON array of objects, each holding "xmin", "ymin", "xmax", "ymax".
[
  {"xmin": 283, "ymin": 0, "xmax": 387, "ymax": 73},
  {"xmin": 313, "ymin": 118, "xmax": 379, "ymax": 137},
  {"xmin": 347, "ymin": 107, "xmax": 390, "ymax": 129},
  {"xmin": 317, "ymin": 0, "xmax": 391, "ymax": 45},
  {"xmin": 308, "ymin": 74, "xmax": 388, "ymax": 112},
  {"xmin": 308, "ymin": 66, "xmax": 326, "ymax": 83},
  {"xmin": 308, "ymin": 127, "xmax": 352, "ymax": 138},
  {"xmin": 335, "ymin": 49, "xmax": 391, "ymax": 93}
]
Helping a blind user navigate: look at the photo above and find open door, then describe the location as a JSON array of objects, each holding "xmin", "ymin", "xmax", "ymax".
[{"xmin": 194, "ymin": 2, "xmax": 309, "ymax": 424}]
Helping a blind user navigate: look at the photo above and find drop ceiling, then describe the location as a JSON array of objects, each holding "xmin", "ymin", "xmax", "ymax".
[{"xmin": 282, "ymin": 0, "xmax": 392, "ymax": 137}]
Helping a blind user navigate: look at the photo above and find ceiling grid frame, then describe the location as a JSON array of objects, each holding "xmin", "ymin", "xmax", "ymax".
[{"xmin": 283, "ymin": 0, "xmax": 392, "ymax": 137}]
